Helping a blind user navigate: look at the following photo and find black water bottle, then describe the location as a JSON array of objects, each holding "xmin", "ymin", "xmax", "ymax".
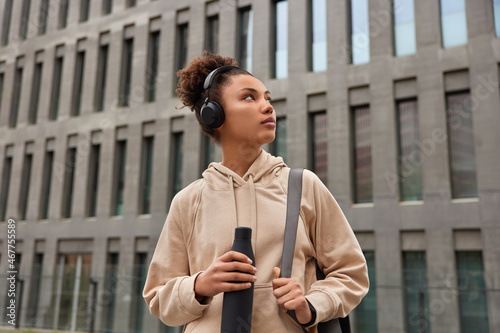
[{"xmin": 221, "ymin": 227, "xmax": 255, "ymax": 333}]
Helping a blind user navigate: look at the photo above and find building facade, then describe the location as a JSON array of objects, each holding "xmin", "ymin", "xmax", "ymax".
[{"xmin": 0, "ymin": 0, "xmax": 499, "ymax": 332}]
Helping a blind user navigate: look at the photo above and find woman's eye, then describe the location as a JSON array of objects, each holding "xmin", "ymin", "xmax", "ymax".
[
  {"xmin": 266, "ymin": 98, "xmax": 272, "ymax": 103},
  {"xmin": 244, "ymin": 95, "xmax": 255, "ymax": 101}
]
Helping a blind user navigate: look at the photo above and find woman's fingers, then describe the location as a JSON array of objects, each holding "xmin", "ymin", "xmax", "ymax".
[{"xmin": 220, "ymin": 251, "xmax": 253, "ymax": 264}]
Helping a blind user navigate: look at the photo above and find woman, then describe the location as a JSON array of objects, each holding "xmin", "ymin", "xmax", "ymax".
[{"xmin": 143, "ymin": 52, "xmax": 369, "ymax": 332}]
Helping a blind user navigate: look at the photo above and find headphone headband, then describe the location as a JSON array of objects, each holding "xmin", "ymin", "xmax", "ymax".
[{"xmin": 203, "ymin": 65, "xmax": 241, "ymax": 90}]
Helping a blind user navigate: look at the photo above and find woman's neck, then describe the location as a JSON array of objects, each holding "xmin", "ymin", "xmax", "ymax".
[{"xmin": 221, "ymin": 141, "xmax": 261, "ymax": 178}]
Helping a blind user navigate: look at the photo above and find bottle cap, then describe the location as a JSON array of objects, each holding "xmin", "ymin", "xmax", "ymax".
[{"xmin": 234, "ymin": 227, "xmax": 252, "ymax": 240}]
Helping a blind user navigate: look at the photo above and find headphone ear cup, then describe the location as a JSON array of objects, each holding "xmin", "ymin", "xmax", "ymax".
[{"xmin": 200, "ymin": 101, "xmax": 225, "ymax": 129}]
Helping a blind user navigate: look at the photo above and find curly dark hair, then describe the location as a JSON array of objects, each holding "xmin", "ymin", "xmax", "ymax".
[{"xmin": 176, "ymin": 52, "xmax": 251, "ymax": 144}]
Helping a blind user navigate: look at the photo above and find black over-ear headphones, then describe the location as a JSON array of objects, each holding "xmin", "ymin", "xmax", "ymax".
[{"xmin": 200, "ymin": 65, "xmax": 240, "ymax": 129}]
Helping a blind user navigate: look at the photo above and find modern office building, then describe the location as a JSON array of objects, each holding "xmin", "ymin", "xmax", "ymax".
[{"xmin": 0, "ymin": 0, "xmax": 499, "ymax": 332}]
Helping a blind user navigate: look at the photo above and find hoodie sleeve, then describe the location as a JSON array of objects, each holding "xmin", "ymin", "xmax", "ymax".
[
  {"xmin": 143, "ymin": 191, "xmax": 212, "ymax": 327},
  {"xmin": 301, "ymin": 170, "xmax": 369, "ymax": 324}
]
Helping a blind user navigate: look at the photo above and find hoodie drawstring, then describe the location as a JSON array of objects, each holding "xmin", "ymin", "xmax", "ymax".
[{"xmin": 227, "ymin": 174, "xmax": 258, "ymax": 257}]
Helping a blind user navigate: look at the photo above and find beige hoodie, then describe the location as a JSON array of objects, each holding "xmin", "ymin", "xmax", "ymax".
[{"xmin": 143, "ymin": 150, "xmax": 369, "ymax": 332}]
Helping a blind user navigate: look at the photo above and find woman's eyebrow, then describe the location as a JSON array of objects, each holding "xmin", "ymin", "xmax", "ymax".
[{"xmin": 238, "ymin": 87, "xmax": 271, "ymax": 95}]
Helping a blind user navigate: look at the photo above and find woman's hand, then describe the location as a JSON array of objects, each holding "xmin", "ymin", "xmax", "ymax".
[
  {"xmin": 272, "ymin": 267, "xmax": 312, "ymax": 325},
  {"xmin": 194, "ymin": 251, "xmax": 256, "ymax": 299}
]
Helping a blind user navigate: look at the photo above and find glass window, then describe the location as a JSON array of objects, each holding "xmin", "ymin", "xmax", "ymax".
[
  {"xmin": 29, "ymin": 60, "xmax": 43, "ymax": 124},
  {"xmin": 50, "ymin": 51, "xmax": 64, "ymax": 120},
  {"xmin": 119, "ymin": 35, "xmax": 134, "ymax": 107},
  {"xmin": 18, "ymin": 151, "xmax": 33, "ymax": 220},
  {"xmin": 112, "ymin": 140, "xmax": 127, "ymax": 216},
  {"xmin": 94, "ymin": 35, "xmax": 109, "ymax": 112},
  {"xmin": 495, "ymin": 0, "xmax": 500, "ymax": 37},
  {"xmin": 393, "ymin": 0, "xmax": 416, "ymax": 56},
  {"xmin": 174, "ymin": 23, "xmax": 189, "ymax": 93},
  {"xmin": 310, "ymin": 112, "xmax": 327, "ymax": 184},
  {"xmin": 61, "ymin": 147, "xmax": 77, "ymax": 218},
  {"xmin": 273, "ymin": 0, "xmax": 288, "ymax": 79},
  {"xmin": 53, "ymin": 254, "xmax": 92, "ymax": 330},
  {"xmin": 309, "ymin": 0, "xmax": 327, "ymax": 72},
  {"xmin": 1, "ymin": 0, "xmax": 13, "ymax": 45},
  {"xmin": 397, "ymin": 99, "xmax": 422, "ymax": 201},
  {"xmin": 456, "ymin": 251, "xmax": 489, "ymax": 332},
  {"xmin": 39, "ymin": 150, "xmax": 54, "ymax": 220},
  {"xmin": 0, "ymin": 154, "xmax": 13, "ymax": 221},
  {"xmin": 71, "ymin": 48, "xmax": 86, "ymax": 116},
  {"xmin": 352, "ymin": 251, "xmax": 377, "ymax": 332},
  {"xmin": 440, "ymin": 0, "xmax": 468, "ymax": 47},
  {"xmin": 446, "ymin": 92, "xmax": 477, "ymax": 198},
  {"xmin": 270, "ymin": 117, "xmax": 287, "ymax": 162},
  {"xmin": 102, "ymin": 0, "xmax": 112, "ymax": 15},
  {"xmin": 38, "ymin": 0, "xmax": 49, "ymax": 35},
  {"xmin": 26, "ymin": 253, "xmax": 43, "ymax": 326},
  {"xmin": 126, "ymin": 0, "xmax": 136, "ymax": 8},
  {"xmin": 0, "ymin": 71, "xmax": 4, "ymax": 116},
  {"xmin": 145, "ymin": 30, "xmax": 160, "ymax": 102},
  {"xmin": 238, "ymin": 7, "xmax": 253, "ymax": 73},
  {"xmin": 80, "ymin": 0, "xmax": 90, "ymax": 22},
  {"xmin": 19, "ymin": 0, "xmax": 31, "ymax": 40},
  {"xmin": 59, "ymin": 0, "xmax": 69, "ymax": 29},
  {"xmin": 352, "ymin": 106, "xmax": 373, "ymax": 203},
  {"xmin": 86, "ymin": 144, "xmax": 100, "ymax": 217},
  {"xmin": 10, "ymin": 60, "xmax": 24, "ymax": 128},
  {"xmin": 205, "ymin": 15, "xmax": 219, "ymax": 53},
  {"xmin": 350, "ymin": 0, "xmax": 370, "ymax": 64},
  {"xmin": 139, "ymin": 136, "xmax": 154, "ymax": 214},
  {"xmin": 403, "ymin": 251, "xmax": 429, "ymax": 333},
  {"xmin": 130, "ymin": 253, "xmax": 148, "ymax": 333},
  {"xmin": 102, "ymin": 252, "xmax": 119, "ymax": 332},
  {"xmin": 171, "ymin": 133, "xmax": 184, "ymax": 199}
]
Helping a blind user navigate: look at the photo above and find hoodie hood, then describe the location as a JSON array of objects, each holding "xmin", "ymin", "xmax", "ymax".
[{"xmin": 202, "ymin": 149, "xmax": 287, "ymax": 189}]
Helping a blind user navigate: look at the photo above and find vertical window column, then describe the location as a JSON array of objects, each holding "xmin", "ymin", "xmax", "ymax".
[
  {"xmin": 102, "ymin": 0, "xmax": 113, "ymax": 15},
  {"xmin": 58, "ymin": 0, "xmax": 69, "ymax": 29},
  {"xmin": 310, "ymin": 112, "xmax": 327, "ymax": 184},
  {"xmin": 29, "ymin": 51, "xmax": 44, "ymax": 125},
  {"xmin": 495, "ymin": 0, "xmax": 500, "ymax": 37},
  {"xmin": 130, "ymin": 249, "xmax": 148, "ymax": 333},
  {"xmin": 0, "ymin": 145, "xmax": 14, "ymax": 222},
  {"xmin": 86, "ymin": 131, "xmax": 102, "ymax": 217},
  {"xmin": 145, "ymin": 18, "xmax": 161, "ymax": 103},
  {"xmin": 19, "ymin": 0, "xmax": 31, "ymax": 40},
  {"xmin": 139, "ymin": 123, "xmax": 155, "ymax": 215},
  {"xmin": 9, "ymin": 57, "xmax": 25, "ymax": 128},
  {"xmin": 446, "ymin": 91, "xmax": 477, "ymax": 198},
  {"xmin": 201, "ymin": 135, "xmax": 216, "ymax": 173},
  {"xmin": 403, "ymin": 251, "xmax": 429, "ymax": 333},
  {"xmin": 38, "ymin": 0, "xmax": 49, "ymax": 35},
  {"xmin": 112, "ymin": 127, "xmax": 127, "ymax": 216},
  {"xmin": 393, "ymin": 0, "xmax": 416, "ymax": 56},
  {"xmin": 39, "ymin": 138, "xmax": 55, "ymax": 220},
  {"xmin": 0, "ymin": 62, "xmax": 5, "ymax": 119},
  {"xmin": 270, "ymin": 116, "xmax": 287, "ymax": 162},
  {"xmin": 174, "ymin": 11, "xmax": 189, "ymax": 94},
  {"xmin": 61, "ymin": 136, "xmax": 78, "ymax": 219},
  {"xmin": 79, "ymin": 0, "xmax": 90, "ymax": 22},
  {"xmin": 440, "ymin": 0, "xmax": 468, "ymax": 47},
  {"xmin": 349, "ymin": 0, "xmax": 370, "ymax": 64},
  {"xmin": 119, "ymin": 25, "xmax": 134, "ymax": 107},
  {"xmin": 102, "ymin": 249, "xmax": 119, "ymax": 332},
  {"xmin": 456, "ymin": 251, "xmax": 489, "ymax": 332},
  {"xmin": 352, "ymin": 105, "xmax": 373, "ymax": 203},
  {"xmin": 94, "ymin": 32, "xmax": 110, "ymax": 112},
  {"xmin": 273, "ymin": 0, "xmax": 288, "ymax": 79},
  {"xmin": 397, "ymin": 99, "xmax": 422, "ymax": 201},
  {"xmin": 309, "ymin": 0, "xmax": 327, "ymax": 72},
  {"xmin": 237, "ymin": 7, "xmax": 253, "ymax": 72},
  {"xmin": 26, "ymin": 250, "xmax": 44, "ymax": 326},
  {"xmin": 1, "ymin": 0, "xmax": 14, "ymax": 45},
  {"xmin": 205, "ymin": 14, "xmax": 219, "ymax": 53},
  {"xmin": 352, "ymin": 251, "xmax": 377, "ymax": 332},
  {"xmin": 170, "ymin": 131, "xmax": 184, "ymax": 200},
  {"xmin": 71, "ymin": 39, "xmax": 87, "ymax": 116},
  {"xmin": 19, "ymin": 142, "xmax": 34, "ymax": 220},
  {"xmin": 50, "ymin": 45, "xmax": 65, "ymax": 121}
]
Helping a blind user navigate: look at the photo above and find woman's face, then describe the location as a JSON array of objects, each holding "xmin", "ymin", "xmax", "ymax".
[{"xmin": 217, "ymin": 74, "xmax": 276, "ymax": 148}]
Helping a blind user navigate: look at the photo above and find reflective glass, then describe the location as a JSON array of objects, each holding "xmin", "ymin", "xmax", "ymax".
[
  {"xmin": 351, "ymin": 0, "xmax": 370, "ymax": 64},
  {"xmin": 440, "ymin": 0, "xmax": 468, "ymax": 47},
  {"xmin": 275, "ymin": 1, "xmax": 288, "ymax": 78},
  {"xmin": 394, "ymin": 0, "xmax": 416, "ymax": 56}
]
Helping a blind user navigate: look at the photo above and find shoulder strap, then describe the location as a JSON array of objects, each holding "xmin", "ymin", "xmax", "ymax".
[{"xmin": 280, "ymin": 168, "xmax": 303, "ymax": 278}]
